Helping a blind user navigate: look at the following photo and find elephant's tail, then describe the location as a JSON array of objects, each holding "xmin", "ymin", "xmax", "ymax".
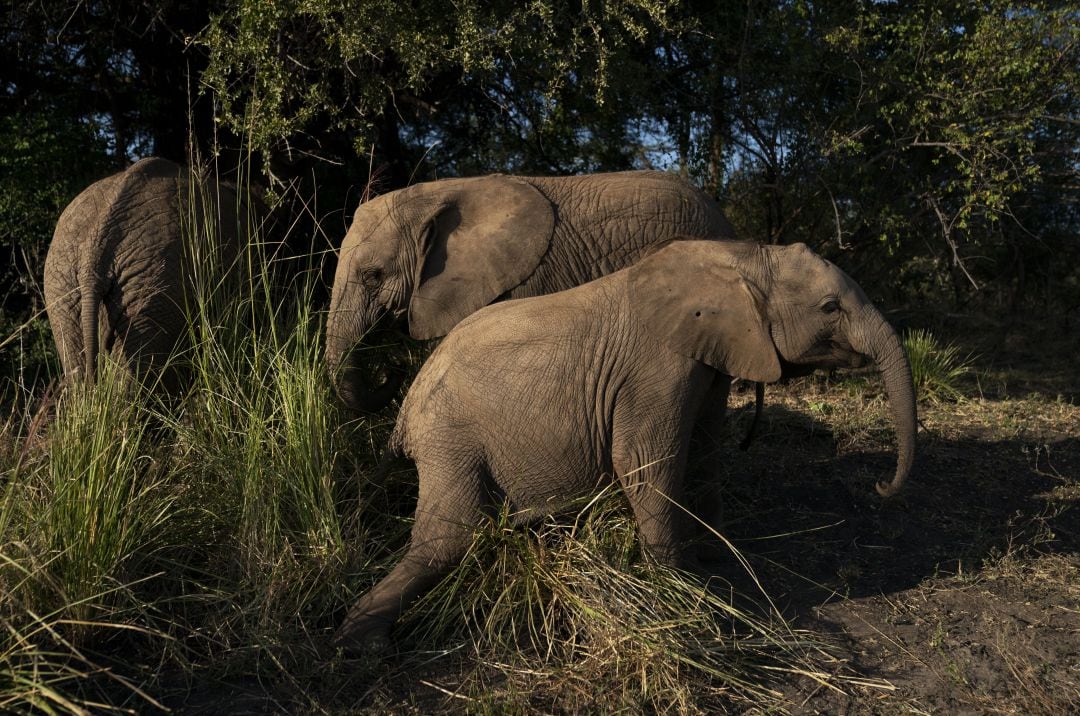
[
  {"xmin": 78, "ymin": 206, "xmax": 112, "ymax": 383},
  {"xmin": 77, "ymin": 160, "xmax": 154, "ymax": 382},
  {"xmin": 387, "ymin": 424, "xmax": 405, "ymax": 457}
]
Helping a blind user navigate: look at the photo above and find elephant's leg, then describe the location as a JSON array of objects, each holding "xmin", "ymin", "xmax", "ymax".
[
  {"xmin": 612, "ymin": 431, "xmax": 695, "ymax": 570},
  {"xmin": 689, "ymin": 374, "xmax": 730, "ymax": 528},
  {"xmin": 692, "ymin": 374, "xmax": 730, "ymax": 477},
  {"xmin": 118, "ymin": 286, "xmax": 187, "ymax": 390},
  {"xmin": 335, "ymin": 455, "xmax": 486, "ymax": 652}
]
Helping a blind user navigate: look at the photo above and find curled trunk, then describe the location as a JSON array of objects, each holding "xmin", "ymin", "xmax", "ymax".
[{"xmin": 852, "ymin": 306, "xmax": 918, "ymax": 497}]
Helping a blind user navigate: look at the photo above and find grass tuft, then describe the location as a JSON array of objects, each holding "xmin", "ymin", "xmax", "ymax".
[
  {"xmin": 0, "ymin": 359, "xmax": 176, "ymax": 712},
  {"xmin": 903, "ymin": 328, "xmax": 974, "ymax": 402}
]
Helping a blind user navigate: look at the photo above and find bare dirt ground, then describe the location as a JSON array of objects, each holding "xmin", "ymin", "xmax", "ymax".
[{"xmin": 719, "ymin": 316, "xmax": 1080, "ymax": 714}]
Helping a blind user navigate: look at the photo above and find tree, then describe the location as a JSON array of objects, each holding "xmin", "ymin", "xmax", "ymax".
[{"xmin": 200, "ymin": 0, "xmax": 690, "ymax": 183}]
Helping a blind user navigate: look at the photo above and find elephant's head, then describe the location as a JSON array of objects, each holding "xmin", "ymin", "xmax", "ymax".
[
  {"xmin": 631, "ymin": 240, "xmax": 916, "ymax": 497},
  {"xmin": 326, "ymin": 177, "xmax": 555, "ymax": 413}
]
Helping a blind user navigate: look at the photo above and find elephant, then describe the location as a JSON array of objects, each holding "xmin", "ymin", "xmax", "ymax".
[
  {"xmin": 44, "ymin": 157, "xmax": 247, "ymax": 392},
  {"xmin": 333, "ymin": 239, "xmax": 917, "ymax": 651},
  {"xmin": 326, "ymin": 170, "xmax": 737, "ymax": 413}
]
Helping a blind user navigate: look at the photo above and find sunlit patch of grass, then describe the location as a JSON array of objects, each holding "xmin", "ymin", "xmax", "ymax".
[
  {"xmin": 903, "ymin": 328, "xmax": 974, "ymax": 403},
  {"xmin": 158, "ymin": 160, "xmax": 363, "ymax": 634},
  {"xmin": 169, "ymin": 287, "xmax": 354, "ymax": 622},
  {"xmin": 1, "ymin": 359, "xmax": 174, "ymax": 634}
]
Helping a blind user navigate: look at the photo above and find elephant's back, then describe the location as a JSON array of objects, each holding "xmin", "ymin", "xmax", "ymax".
[
  {"xmin": 399, "ymin": 289, "xmax": 583, "ymax": 423},
  {"xmin": 508, "ymin": 172, "xmax": 735, "ymax": 299},
  {"xmin": 528, "ymin": 170, "xmax": 733, "ymax": 236}
]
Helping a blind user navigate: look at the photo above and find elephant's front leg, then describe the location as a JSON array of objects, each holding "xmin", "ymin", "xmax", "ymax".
[
  {"xmin": 689, "ymin": 373, "xmax": 730, "ymax": 529},
  {"xmin": 335, "ymin": 550, "xmax": 448, "ymax": 652},
  {"xmin": 335, "ymin": 456, "xmax": 485, "ymax": 653},
  {"xmin": 612, "ymin": 422, "xmax": 697, "ymax": 571},
  {"xmin": 692, "ymin": 373, "xmax": 731, "ymax": 479}
]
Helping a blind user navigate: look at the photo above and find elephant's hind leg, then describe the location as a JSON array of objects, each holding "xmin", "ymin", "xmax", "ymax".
[{"xmin": 335, "ymin": 454, "xmax": 487, "ymax": 653}]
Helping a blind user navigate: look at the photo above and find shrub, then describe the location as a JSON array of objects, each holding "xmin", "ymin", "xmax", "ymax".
[{"xmin": 903, "ymin": 328, "xmax": 973, "ymax": 402}]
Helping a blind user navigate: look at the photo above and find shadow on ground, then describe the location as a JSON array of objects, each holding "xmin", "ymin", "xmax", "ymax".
[
  {"xmin": 698, "ymin": 406, "xmax": 1078, "ymax": 605},
  {"xmin": 693, "ymin": 390, "xmax": 1080, "ymax": 713}
]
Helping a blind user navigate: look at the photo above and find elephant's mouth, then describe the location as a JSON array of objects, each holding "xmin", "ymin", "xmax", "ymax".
[
  {"xmin": 328, "ymin": 312, "xmax": 418, "ymax": 414},
  {"xmin": 779, "ymin": 342, "xmax": 865, "ymax": 376},
  {"xmin": 348, "ymin": 322, "xmax": 414, "ymax": 382}
]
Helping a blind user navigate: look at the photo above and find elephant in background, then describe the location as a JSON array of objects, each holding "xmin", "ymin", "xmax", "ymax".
[
  {"xmin": 326, "ymin": 170, "xmax": 737, "ymax": 413},
  {"xmin": 334, "ymin": 239, "xmax": 917, "ymax": 650},
  {"xmin": 44, "ymin": 157, "xmax": 250, "ymax": 392}
]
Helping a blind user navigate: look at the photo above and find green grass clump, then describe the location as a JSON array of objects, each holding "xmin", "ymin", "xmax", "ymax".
[
  {"xmin": 0, "ymin": 158, "xmax": 368, "ymax": 711},
  {"xmin": 0, "ymin": 359, "xmax": 175, "ymax": 712},
  {"xmin": 903, "ymin": 328, "xmax": 974, "ymax": 402},
  {"xmin": 1, "ymin": 357, "xmax": 171, "ymax": 624}
]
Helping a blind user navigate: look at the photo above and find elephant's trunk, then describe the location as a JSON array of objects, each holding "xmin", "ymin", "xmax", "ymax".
[
  {"xmin": 851, "ymin": 305, "xmax": 917, "ymax": 497},
  {"xmin": 326, "ymin": 295, "xmax": 403, "ymax": 415}
]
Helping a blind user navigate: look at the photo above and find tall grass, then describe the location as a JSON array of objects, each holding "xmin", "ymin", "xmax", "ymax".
[
  {"xmin": 0, "ymin": 158, "xmax": 361, "ymax": 710},
  {"xmin": 0, "ymin": 360, "xmax": 177, "ymax": 712}
]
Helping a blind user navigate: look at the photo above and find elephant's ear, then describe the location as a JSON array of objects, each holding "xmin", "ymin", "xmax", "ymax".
[
  {"xmin": 629, "ymin": 241, "xmax": 781, "ymax": 383},
  {"xmin": 408, "ymin": 176, "xmax": 554, "ymax": 339}
]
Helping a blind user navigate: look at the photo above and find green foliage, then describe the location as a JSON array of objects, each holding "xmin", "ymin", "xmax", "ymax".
[
  {"xmin": 201, "ymin": 0, "xmax": 690, "ymax": 174},
  {"xmin": 825, "ymin": 1, "xmax": 1078, "ymax": 246},
  {"xmin": 3, "ymin": 0, "xmax": 1077, "ymax": 343},
  {"xmin": 710, "ymin": 1, "xmax": 1078, "ymax": 308},
  {"xmin": 199, "ymin": 0, "xmax": 1078, "ymax": 306},
  {"xmin": 903, "ymin": 328, "xmax": 973, "ymax": 403}
]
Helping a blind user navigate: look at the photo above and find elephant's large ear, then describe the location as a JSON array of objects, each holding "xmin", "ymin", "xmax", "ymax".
[
  {"xmin": 629, "ymin": 241, "xmax": 781, "ymax": 383},
  {"xmin": 408, "ymin": 176, "xmax": 554, "ymax": 339}
]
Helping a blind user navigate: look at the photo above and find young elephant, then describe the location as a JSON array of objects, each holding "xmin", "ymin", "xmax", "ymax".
[
  {"xmin": 334, "ymin": 239, "xmax": 917, "ymax": 651},
  {"xmin": 45, "ymin": 157, "xmax": 248, "ymax": 392}
]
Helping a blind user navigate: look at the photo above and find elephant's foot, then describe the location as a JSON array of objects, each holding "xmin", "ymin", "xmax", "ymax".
[{"xmin": 333, "ymin": 612, "xmax": 395, "ymax": 655}]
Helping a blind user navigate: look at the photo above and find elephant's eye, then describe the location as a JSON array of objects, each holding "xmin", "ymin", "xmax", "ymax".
[
  {"xmin": 362, "ymin": 268, "xmax": 384, "ymax": 287},
  {"xmin": 821, "ymin": 299, "xmax": 841, "ymax": 314}
]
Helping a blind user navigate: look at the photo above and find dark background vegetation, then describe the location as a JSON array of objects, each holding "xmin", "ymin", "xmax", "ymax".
[
  {"xmin": 1, "ymin": 3, "xmax": 1077, "ymax": 711},
  {"xmin": 3, "ymin": 0, "xmax": 1077, "ymax": 389}
]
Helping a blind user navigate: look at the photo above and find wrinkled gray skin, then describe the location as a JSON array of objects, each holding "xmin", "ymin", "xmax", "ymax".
[
  {"xmin": 335, "ymin": 239, "xmax": 918, "ymax": 651},
  {"xmin": 44, "ymin": 157, "xmax": 241, "ymax": 392},
  {"xmin": 326, "ymin": 171, "xmax": 736, "ymax": 413}
]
